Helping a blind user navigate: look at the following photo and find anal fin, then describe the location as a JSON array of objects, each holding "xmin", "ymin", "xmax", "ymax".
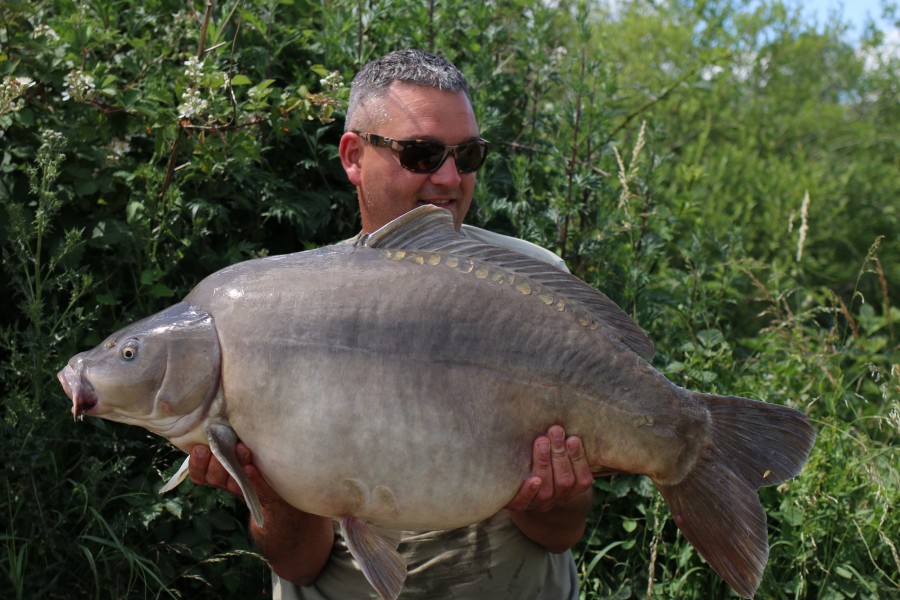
[{"xmin": 340, "ymin": 516, "xmax": 406, "ymax": 600}]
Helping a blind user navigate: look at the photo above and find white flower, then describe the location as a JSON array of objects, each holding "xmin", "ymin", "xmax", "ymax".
[
  {"xmin": 33, "ymin": 24, "xmax": 60, "ymax": 40},
  {"xmin": 551, "ymin": 46, "xmax": 568, "ymax": 64},
  {"xmin": 178, "ymin": 87, "xmax": 208, "ymax": 119},
  {"xmin": 1, "ymin": 75, "xmax": 36, "ymax": 116},
  {"xmin": 62, "ymin": 70, "xmax": 96, "ymax": 102},
  {"xmin": 319, "ymin": 71, "xmax": 344, "ymax": 93},
  {"xmin": 105, "ymin": 138, "xmax": 131, "ymax": 162},
  {"xmin": 183, "ymin": 56, "xmax": 204, "ymax": 80},
  {"xmin": 701, "ymin": 65, "xmax": 724, "ymax": 81}
]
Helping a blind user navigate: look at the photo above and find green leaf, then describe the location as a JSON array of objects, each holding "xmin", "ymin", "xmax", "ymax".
[
  {"xmin": 140, "ymin": 269, "xmax": 163, "ymax": 285},
  {"xmin": 250, "ymin": 79, "xmax": 276, "ymax": 92},
  {"xmin": 834, "ymin": 565, "xmax": 853, "ymax": 579},
  {"xmin": 125, "ymin": 200, "xmax": 144, "ymax": 223},
  {"xmin": 149, "ymin": 283, "xmax": 175, "ymax": 298},
  {"xmin": 231, "ymin": 74, "xmax": 252, "ymax": 86},
  {"xmin": 207, "ymin": 71, "xmax": 227, "ymax": 89},
  {"xmin": 696, "ymin": 328, "xmax": 724, "ymax": 347},
  {"xmin": 95, "ymin": 292, "xmax": 119, "ymax": 306}
]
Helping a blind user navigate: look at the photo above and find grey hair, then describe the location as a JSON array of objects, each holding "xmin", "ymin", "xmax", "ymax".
[{"xmin": 344, "ymin": 49, "xmax": 470, "ymax": 131}]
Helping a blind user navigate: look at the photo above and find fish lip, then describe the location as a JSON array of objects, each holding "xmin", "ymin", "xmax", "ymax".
[{"xmin": 57, "ymin": 365, "xmax": 99, "ymax": 418}]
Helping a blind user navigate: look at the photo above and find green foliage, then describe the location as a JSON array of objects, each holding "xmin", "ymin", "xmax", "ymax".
[{"xmin": 2, "ymin": 0, "xmax": 897, "ymax": 598}]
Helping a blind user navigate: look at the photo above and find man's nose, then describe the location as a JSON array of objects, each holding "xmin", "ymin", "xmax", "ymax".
[{"xmin": 428, "ymin": 154, "xmax": 462, "ymax": 185}]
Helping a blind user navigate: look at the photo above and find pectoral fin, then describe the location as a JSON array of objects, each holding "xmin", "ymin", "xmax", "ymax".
[
  {"xmin": 340, "ymin": 516, "xmax": 406, "ymax": 600},
  {"xmin": 206, "ymin": 423, "xmax": 265, "ymax": 527},
  {"xmin": 159, "ymin": 455, "xmax": 191, "ymax": 494}
]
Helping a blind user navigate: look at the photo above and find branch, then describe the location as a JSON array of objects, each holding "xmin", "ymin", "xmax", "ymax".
[
  {"xmin": 497, "ymin": 140, "xmax": 610, "ymax": 177},
  {"xmin": 603, "ymin": 63, "xmax": 707, "ymax": 146}
]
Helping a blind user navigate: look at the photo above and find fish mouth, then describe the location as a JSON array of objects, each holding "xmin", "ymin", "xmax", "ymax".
[{"xmin": 57, "ymin": 365, "xmax": 99, "ymax": 419}]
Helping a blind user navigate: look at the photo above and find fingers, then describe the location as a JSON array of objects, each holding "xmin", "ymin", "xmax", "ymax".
[
  {"xmin": 504, "ymin": 476, "xmax": 543, "ymax": 512},
  {"xmin": 530, "ymin": 435, "xmax": 554, "ymax": 504},
  {"xmin": 188, "ymin": 445, "xmax": 214, "ymax": 486},
  {"xmin": 548, "ymin": 425, "xmax": 576, "ymax": 494},
  {"xmin": 514, "ymin": 426, "xmax": 594, "ymax": 513},
  {"xmin": 188, "ymin": 442, "xmax": 254, "ymax": 499},
  {"xmin": 566, "ymin": 435, "xmax": 594, "ymax": 492}
]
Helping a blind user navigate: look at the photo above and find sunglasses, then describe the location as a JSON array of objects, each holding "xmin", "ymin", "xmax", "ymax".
[{"xmin": 354, "ymin": 131, "xmax": 490, "ymax": 174}]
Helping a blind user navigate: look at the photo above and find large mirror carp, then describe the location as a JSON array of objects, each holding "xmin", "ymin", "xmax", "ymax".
[{"xmin": 58, "ymin": 206, "xmax": 816, "ymax": 599}]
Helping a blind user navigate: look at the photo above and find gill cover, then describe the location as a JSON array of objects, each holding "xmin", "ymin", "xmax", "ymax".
[{"xmin": 150, "ymin": 302, "xmax": 222, "ymax": 424}]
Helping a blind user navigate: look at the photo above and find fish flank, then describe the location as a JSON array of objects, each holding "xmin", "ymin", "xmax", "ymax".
[
  {"xmin": 364, "ymin": 206, "xmax": 655, "ymax": 360},
  {"xmin": 378, "ymin": 248, "xmax": 671, "ymax": 350}
]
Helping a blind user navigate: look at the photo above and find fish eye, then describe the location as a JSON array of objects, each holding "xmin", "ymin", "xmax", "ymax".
[{"xmin": 120, "ymin": 342, "xmax": 139, "ymax": 361}]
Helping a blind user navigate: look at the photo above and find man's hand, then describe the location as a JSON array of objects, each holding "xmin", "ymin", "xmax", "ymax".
[
  {"xmin": 504, "ymin": 425, "xmax": 595, "ymax": 552},
  {"xmin": 188, "ymin": 443, "xmax": 335, "ymax": 586},
  {"xmin": 188, "ymin": 442, "xmax": 281, "ymax": 505}
]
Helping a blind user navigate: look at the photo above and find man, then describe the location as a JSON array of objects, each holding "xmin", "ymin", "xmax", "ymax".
[{"xmin": 189, "ymin": 49, "xmax": 594, "ymax": 599}]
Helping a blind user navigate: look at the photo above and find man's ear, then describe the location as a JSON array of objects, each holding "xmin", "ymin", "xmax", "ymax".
[{"xmin": 339, "ymin": 131, "xmax": 363, "ymax": 186}]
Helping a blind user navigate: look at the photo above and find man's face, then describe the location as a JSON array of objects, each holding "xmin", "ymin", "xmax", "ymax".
[{"xmin": 340, "ymin": 82, "xmax": 481, "ymax": 233}]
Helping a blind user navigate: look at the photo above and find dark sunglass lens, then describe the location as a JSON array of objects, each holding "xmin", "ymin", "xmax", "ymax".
[
  {"xmin": 456, "ymin": 142, "xmax": 487, "ymax": 172},
  {"xmin": 400, "ymin": 142, "xmax": 445, "ymax": 172}
]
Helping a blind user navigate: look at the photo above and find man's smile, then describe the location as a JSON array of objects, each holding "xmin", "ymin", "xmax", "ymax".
[{"xmin": 417, "ymin": 199, "xmax": 455, "ymax": 207}]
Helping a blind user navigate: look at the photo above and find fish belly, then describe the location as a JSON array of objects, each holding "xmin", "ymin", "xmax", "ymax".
[{"xmin": 224, "ymin": 351, "xmax": 582, "ymax": 530}]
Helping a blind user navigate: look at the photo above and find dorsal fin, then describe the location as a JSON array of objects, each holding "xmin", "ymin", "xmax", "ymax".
[{"xmin": 360, "ymin": 206, "xmax": 654, "ymax": 360}]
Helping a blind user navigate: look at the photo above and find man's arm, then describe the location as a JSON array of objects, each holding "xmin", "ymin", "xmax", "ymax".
[
  {"xmin": 188, "ymin": 444, "xmax": 333, "ymax": 586},
  {"xmin": 504, "ymin": 425, "xmax": 595, "ymax": 553}
]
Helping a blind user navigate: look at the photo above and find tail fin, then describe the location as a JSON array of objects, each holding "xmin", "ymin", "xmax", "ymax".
[{"xmin": 656, "ymin": 393, "xmax": 816, "ymax": 598}]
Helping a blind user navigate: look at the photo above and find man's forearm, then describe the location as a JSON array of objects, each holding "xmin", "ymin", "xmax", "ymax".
[
  {"xmin": 250, "ymin": 500, "xmax": 335, "ymax": 586},
  {"xmin": 506, "ymin": 487, "xmax": 593, "ymax": 553}
]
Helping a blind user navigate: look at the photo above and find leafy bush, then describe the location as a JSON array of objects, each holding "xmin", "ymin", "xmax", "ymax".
[{"xmin": 2, "ymin": 1, "xmax": 897, "ymax": 598}]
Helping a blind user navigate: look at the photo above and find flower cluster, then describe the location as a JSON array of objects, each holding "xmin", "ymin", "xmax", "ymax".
[
  {"xmin": 319, "ymin": 70, "xmax": 344, "ymax": 93},
  {"xmin": 550, "ymin": 46, "xmax": 568, "ymax": 64},
  {"xmin": 177, "ymin": 87, "xmax": 208, "ymax": 119},
  {"xmin": 62, "ymin": 69, "xmax": 95, "ymax": 102},
  {"xmin": 1, "ymin": 75, "xmax": 35, "ymax": 116},
  {"xmin": 183, "ymin": 56, "xmax": 205, "ymax": 81},
  {"xmin": 177, "ymin": 57, "xmax": 212, "ymax": 121},
  {"xmin": 105, "ymin": 138, "xmax": 131, "ymax": 163},
  {"xmin": 32, "ymin": 23, "xmax": 60, "ymax": 40}
]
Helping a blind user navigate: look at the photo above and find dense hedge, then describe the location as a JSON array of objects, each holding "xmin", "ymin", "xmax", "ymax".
[{"xmin": 2, "ymin": 1, "xmax": 897, "ymax": 598}]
